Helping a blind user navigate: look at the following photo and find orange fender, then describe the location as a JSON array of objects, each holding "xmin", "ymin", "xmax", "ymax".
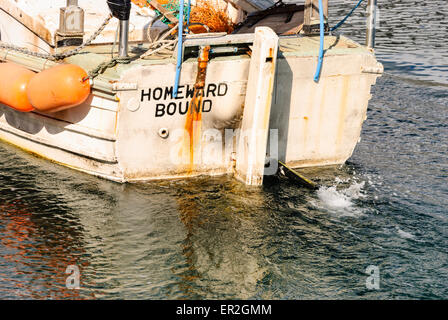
[
  {"xmin": 27, "ymin": 64, "xmax": 91, "ymax": 113},
  {"xmin": 0, "ymin": 63, "xmax": 35, "ymax": 112}
]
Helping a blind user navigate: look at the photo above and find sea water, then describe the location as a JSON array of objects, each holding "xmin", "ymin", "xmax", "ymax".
[{"xmin": 0, "ymin": 0, "xmax": 446, "ymax": 299}]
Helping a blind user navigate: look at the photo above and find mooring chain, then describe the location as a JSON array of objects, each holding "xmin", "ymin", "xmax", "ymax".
[
  {"xmin": 0, "ymin": 14, "xmax": 113, "ymax": 61},
  {"xmin": 83, "ymin": 57, "xmax": 127, "ymax": 81},
  {"xmin": 0, "ymin": 42, "xmax": 55, "ymax": 60},
  {"xmin": 0, "ymin": 11, "xmax": 178, "ymax": 81},
  {"xmin": 52, "ymin": 13, "xmax": 114, "ymax": 60},
  {"xmin": 0, "ymin": 13, "xmax": 127, "ymax": 81}
]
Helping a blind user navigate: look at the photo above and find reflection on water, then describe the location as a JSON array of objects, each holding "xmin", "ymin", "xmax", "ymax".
[{"xmin": 0, "ymin": 0, "xmax": 447, "ymax": 299}]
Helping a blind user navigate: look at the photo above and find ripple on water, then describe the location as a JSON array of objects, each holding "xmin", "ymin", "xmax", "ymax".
[{"xmin": 0, "ymin": 0, "xmax": 447, "ymax": 300}]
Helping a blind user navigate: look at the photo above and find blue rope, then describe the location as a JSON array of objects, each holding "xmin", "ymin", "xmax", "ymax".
[
  {"xmin": 186, "ymin": 0, "xmax": 191, "ymax": 32},
  {"xmin": 174, "ymin": 0, "xmax": 185, "ymax": 98},
  {"xmin": 313, "ymin": 0, "xmax": 325, "ymax": 82},
  {"xmin": 331, "ymin": 0, "xmax": 365, "ymax": 32}
]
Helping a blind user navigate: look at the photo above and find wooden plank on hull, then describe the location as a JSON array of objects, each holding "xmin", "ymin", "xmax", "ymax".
[{"xmin": 235, "ymin": 26, "xmax": 279, "ymax": 186}]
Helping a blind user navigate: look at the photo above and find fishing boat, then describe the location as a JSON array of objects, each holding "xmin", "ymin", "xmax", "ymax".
[{"xmin": 0, "ymin": 0, "xmax": 383, "ymax": 185}]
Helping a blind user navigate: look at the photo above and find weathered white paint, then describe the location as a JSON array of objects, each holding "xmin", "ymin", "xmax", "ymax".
[
  {"xmin": 115, "ymin": 56, "xmax": 249, "ymax": 181},
  {"xmin": 235, "ymin": 27, "xmax": 278, "ymax": 186},
  {"xmin": 269, "ymin": 38, "xmax": 383, "ymax": 168},
  {"xmin": 0, "ymin": 35, "xmax": 382, "ymax": 183},
  {"xmin": 0, "ymin": 36, "xmax": 382, "ymax": 183},
  {"xmin": 0, "ymin": 0, "xmax": 382, "ymax": 183}
]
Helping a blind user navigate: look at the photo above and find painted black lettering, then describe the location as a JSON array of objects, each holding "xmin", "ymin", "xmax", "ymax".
[
  {"xmin": 202, "ymin": 100, "xmax": 212, "ymax": 112},
  {"xmin": 175, "ymin": 85, "xmax": 185, "ymax": 99},
  {"xmin": 186, "ymin": 84, "xmax": 195, "ymax": 99},
  {"xmin": 153, "ymin": 88, "xmax": 163, "ymax": 100},
  {"xmin": 218, "ymin": 83, "xmax": 228, "ymax": 96},
  {"xmin": 179, "ymin": 101, "xmax": 189, "ymax": 115},
  {"xmin": 155, "ymin": 103, "xmax": 165, "ymax": 117},
  {"xmin": 141, "ymin": 89, "xmax": 151, "ymax": 102},
  {"xmin": 206, "ymin": 83, "xmax": 217, "ymax": 97},
  {"xmin": 166, "ymin": 102, "xmax": 177, "ymax": 116},
  {"xmin": 164, "ymin": 87, "xmax": 174, "ymax": 100}
]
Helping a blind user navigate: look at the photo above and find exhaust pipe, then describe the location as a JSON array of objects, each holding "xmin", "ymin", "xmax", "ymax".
[{"xmin": 107, "ymin": 0, "xmax": 132, "ymax": 58}]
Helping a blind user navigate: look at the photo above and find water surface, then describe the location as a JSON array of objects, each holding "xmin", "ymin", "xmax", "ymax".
[{"xmin": 0, "ymin": 0, "xmax": 447, "ymax": 299}]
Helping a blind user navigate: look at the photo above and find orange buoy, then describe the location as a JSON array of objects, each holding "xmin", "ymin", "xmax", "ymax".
[
  {"xmin": 27, "ymin": 64, "xmax": 91, "ymax": 113},
  {"xmin": 0, "ymin": 62, "xmax": 35, "ymax": 112}
]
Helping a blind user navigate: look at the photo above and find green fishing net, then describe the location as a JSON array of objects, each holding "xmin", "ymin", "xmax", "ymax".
[{"xmin": 146, "ymin": 0, "xmax": 188, "ymax": 25}]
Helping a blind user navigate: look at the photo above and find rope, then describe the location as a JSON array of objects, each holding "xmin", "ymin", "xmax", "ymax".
[
  {"xmin": 186, "ymin": 0, "xmax": 191, "ymax": 32},
  {"xmin": 141, "ymin": 23, "xmax": 179, "ymax": 59},
  {"xmin": 83, "ymin": 57, "xmax": 121, "ymax": 81},
  {"xmin": 313, "ymin": 0, "xmax": 325, "ymax": 82},
  {"xmin": 331, "ymin": 0, "xmax": 365, "ymax": 32},
  {"xmin": 314, "ymin": 0, "xmax": 365, "ymax": 81},
  {"xmin": 173, "ymin": 0, "xmax": 185, "ymax": 98}
]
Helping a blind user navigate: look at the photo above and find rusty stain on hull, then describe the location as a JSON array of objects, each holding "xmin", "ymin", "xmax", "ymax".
[{"xmin": 183, "ymin": 46, "xmax": 210, "ymax": 173}]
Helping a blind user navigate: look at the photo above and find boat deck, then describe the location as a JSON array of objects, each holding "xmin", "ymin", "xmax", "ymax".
[
  {"xmin": 1, "ymin": 33, "xmax": 372, "ymax": 100},
  {"xmin": 67, "ymin": 34, "xmax": 371, "ymax": 84}
]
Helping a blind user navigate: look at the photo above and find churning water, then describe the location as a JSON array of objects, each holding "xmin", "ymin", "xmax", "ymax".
[{"xmin": 0, "ymin": 0, "xmax": 447, "ymax": 299}]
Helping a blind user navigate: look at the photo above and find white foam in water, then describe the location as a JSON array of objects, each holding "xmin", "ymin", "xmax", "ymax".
[
  {"xmin": 317, "ymin": 186, "xmax": 353, "ymax": 209},
  {"xmin": 315, "ymin": 180, "xmax": 366, "ymax": 216},
  {"xmin": 396, "ymin": 227, "xmax": 415, "ymax": 239}
]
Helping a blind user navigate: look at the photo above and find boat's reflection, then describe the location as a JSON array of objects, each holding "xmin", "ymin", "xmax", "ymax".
[
  {"xmin": 1, "ymin": 140, "xmax": 361, "ymax": 299},
  {"xmin": 1, "ymin": 149, "xmax": 273, "ymax": 299},
  {"xmin": 173, "ymin": 177, "xmax": 270, "ymax": 299},
  {"xmin": 0, "ymin": 198, "xmax": 89, "ymax": 299}
]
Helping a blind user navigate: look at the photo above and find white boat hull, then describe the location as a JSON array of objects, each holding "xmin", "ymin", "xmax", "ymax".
[{"xmin": 0, "ymin": 1, "xmax": 383, "ymax": 183}]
